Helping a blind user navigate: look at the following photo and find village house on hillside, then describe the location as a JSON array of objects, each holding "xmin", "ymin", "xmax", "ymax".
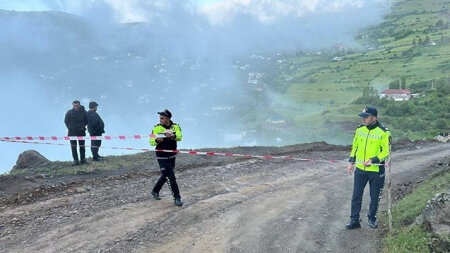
[
  {"xmin": 379, "ymin": 89, "xmax": 412, "ymax": 101},
  {"xmin": 266, "ymin": 115, "xmax": 285, "ymax": 124},
  {"xmin": 332, "ymin": 56, "xmax": 342, "ymax": 61}
]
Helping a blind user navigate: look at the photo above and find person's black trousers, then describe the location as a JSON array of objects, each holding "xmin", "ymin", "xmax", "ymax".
[
  {"xmin": 70, "ymin": 140, "xmax": 85, "ymax": 161},
  {"xmin": 350, "ymin": 167, "xmax": 385, "ymax": 221},
  {"xmin": 152, "ymin": 157, "xmax": 181, "ymax": 199},
  {"xmin": 91, "ymin": 139, "xmax": 102, "ymax": 159}
]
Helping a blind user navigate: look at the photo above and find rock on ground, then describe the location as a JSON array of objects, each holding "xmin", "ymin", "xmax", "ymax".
[{"xmin": 12, "ymin": 150, "xmax": 50, "ymax": 171}]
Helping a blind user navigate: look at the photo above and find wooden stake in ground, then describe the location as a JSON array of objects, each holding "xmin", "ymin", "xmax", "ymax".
[{"xmin": 386, "ymin": 143, "xmax": 393, "ymax": 231}]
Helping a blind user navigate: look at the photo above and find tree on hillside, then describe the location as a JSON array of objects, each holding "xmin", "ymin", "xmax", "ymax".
[
  {"xmin": 389, "ymin": 80, "xmax": 400, "ymax": 89},
  {"xmin": 401, "ymin": 76, "xmax": 407, "ymax": 89},
  {"xmin": 424, "ymin": 35, "xmax": 430, "ymax": 45},
  {"xmin": 418, "ymin": 37, "xmax": 423, "ymax": 45},
  {"xmin": 441, "ymin": 35, "xmax": 444, "ymax": 44},
  {"xmin": 409, "ymin": 80, "xmax": 434, "ymax": 93},
  {"xmin": 435, "ymin": 77, "xmax": 450, "ymax": 95},
  {"xmin": 389, "ymin": 80, "xmax": 395, "ymax": 89},
  {"xmin": 412, "ymin": 38, "xmax": 416, "ymax": 46},
  {"xmin": 353, "ymin": 85, "xmax": 379, "ymax": 105}
]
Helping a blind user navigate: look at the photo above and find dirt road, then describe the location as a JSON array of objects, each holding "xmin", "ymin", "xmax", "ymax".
[{"xmin": 0, "ymin": 142, "xmax": 448, "ymax": 252}]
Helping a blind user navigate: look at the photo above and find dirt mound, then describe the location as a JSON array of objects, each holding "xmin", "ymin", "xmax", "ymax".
[
  {"xmin": 11, "ymin": 150, "xmax": 50, "ymax": 171},
  {"xmin": 0, "ymin": 175, "xmax": 44, "ymax": 203},
  {"xmin": 197, "ymin": 141, "xmax": 349, "ymax": 155},
  {"xmin": 391, "ymin": 158, "xmax": 450, "ymax": 202},
  {"xmin": 392, "ymin": 138, "xmax": 438, "ymax": 151}
]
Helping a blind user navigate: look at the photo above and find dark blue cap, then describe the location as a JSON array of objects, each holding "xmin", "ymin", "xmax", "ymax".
[
  {"xmin": 358, "ymin": 106, "xmax": 377, "ymax": 117},
  {"xmin": 158, "ymin": 109, "xmax": 172, "ymax": 118}
]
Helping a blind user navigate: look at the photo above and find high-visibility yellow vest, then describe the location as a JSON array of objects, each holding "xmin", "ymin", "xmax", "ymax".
[
  {"xmin": 149, "ymin": 123, "xmax": 182, "ymax": 147},
  {"xmin": 349, "ymin": 122, "xmax": 391, "ymax": 172}
]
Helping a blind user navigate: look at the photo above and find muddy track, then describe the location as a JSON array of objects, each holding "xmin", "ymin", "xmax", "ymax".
[{"xmin": 0, "ymin": 142, "xmax": 448, "ymax": 252}]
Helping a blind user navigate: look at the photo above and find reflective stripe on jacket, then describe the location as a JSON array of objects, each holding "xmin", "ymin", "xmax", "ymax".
[
  {"xmin": 349, "ymin": 121, "xmax": 391, "ymax": 172},
  {"xmin": 149, "ymin": 122, "xmax": 182, "ymax": 158}
]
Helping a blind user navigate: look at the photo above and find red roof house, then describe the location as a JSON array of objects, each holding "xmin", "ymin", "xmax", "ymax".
[{"xmin": 380, "ymin": 89, "xmax": 411, "ymax": 101}]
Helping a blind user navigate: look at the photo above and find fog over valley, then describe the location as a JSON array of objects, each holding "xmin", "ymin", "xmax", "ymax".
[{"xmin": 0, "ymin": 0, "xmax": 390, "ymax": 173}]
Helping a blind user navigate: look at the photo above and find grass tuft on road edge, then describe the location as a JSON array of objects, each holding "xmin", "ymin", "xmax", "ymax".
[
  {"xmin": 380, "ymin": 167, "xmax": 450, "ymax": 253},
  {"xmin": 384, "ymin": 225, "xmax": 432, "ymax": 253}
]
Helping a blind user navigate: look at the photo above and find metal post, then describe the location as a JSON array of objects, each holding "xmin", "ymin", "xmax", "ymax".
[{"xmin": 386, "ymin": 143, "xmax": 393, "ymax": 231}]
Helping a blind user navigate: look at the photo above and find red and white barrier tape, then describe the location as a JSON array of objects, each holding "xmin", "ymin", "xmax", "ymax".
[
  {"xmin": 0, "ymin": 135, "xmax": 153, "ymax": 141},
  {"xmin": 0, "ymin": 138, "xmax": 388, "ymax": 166}
]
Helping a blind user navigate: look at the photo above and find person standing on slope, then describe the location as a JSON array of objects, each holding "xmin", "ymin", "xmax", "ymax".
[
  {"xmin": 87, "ymin": 101, "xmax": 105, "ymax": 161},
  {"xmin": 64, "ymin": 100, "xmax": 88, "ymax": 166}
]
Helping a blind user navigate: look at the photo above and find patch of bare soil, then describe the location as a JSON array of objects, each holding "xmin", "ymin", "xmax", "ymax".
[{"xmin": 0, "ymin": 142, "xmax": 448, "ymax": 252}]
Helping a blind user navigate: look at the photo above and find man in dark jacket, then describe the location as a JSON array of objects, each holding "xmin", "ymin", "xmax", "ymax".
[
  {"xmin": 64, "ymin": 100, "xmax": 88, "ymax": 166},
  {"xmin": 87, "ymin": 101, "xmax": 105, "ymax": 161}
]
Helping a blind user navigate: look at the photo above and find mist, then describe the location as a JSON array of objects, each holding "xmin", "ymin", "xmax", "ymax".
[{"xmin": 0, "ymin": 0, "xmax": 390, "ymax": 173}]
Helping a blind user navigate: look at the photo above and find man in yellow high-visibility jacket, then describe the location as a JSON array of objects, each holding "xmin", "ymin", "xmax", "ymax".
[
  {"xmin": 346, "ymin": 106, "xmax": 391, "ymax": 229},
  {"xmin": 149, "ymin": 109, "xmax": 183, "ymax": 206}
]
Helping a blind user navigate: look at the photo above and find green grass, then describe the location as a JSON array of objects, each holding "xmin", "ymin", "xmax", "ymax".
[
  {"xmin": 384, "ymin": 226, "xmax": 432, "ymax": 253},
  {"xmin": 8, "ymin": 152, "xmax": 155, "ymax": 177},
  {"xmin": 390, "ymin": 170, "xmax": 450, "ymax": 227},
  {"xmin": 248, "ymin": 0, "xmax": 450, "ymax": 142},
  {"xmin": 380, "ymin": 168, "xmax": 450, "ymax": 252}
]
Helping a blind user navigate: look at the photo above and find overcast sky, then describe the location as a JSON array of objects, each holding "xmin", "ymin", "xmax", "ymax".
[{"xmin": 0, "ymin": 0, "xmax": 390, "ymax": 23}]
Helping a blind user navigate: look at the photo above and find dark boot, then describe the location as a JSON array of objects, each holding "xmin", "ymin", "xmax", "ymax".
[
  {"xmin": 93, "ymin": 157, "xmax": 104, "ymax": 161},
  {"xmin": 72, "ymin": 160, "xmax": 79, "ymax": 166},
  {"xmin": 368, "ymin": 218, "xmax": 378, "ymax": 228},
  {"xmin": 174, "ymin": 198, "xmax": 183, "ymax": 206},
  {"xmin": 346, "ymin": 219, "xmax": 361, "ymax": 229},
  {"xmin": 151, "ymin": 191, "xmax": 161, "ymax": 200}
]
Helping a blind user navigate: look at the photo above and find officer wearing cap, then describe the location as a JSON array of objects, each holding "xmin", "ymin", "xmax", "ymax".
[
  {"xmin": 346, "ymin": 106, "xmax": 391, "ymax": 229},
  {"xmin": 149, "ymin": 109, "xmax": 184, "ymax": 206},
  {"xmin": 87, "ymin": 101, "xmax": 105, "ymax": 161}
]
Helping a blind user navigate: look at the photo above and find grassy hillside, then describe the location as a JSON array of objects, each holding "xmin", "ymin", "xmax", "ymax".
[
  {"xmin": 252, "ymin": 0, "xmax": 449, "ymax": 142},
  {"xmin": 380, "ymin": 164, "xmax": 450, "ymax": 252}
]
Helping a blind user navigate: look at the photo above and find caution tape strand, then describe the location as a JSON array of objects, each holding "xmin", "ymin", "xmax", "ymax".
[
  {"xmin": 1, "ymin": 139, "xmax": 389, "ymax": 166},
  {"xmin": 0, "ymin": 134, "xmax": 156, "ymax": 141}
]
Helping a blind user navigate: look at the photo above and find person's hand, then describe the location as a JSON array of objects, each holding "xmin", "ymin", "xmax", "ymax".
[
  {"xmin": 164, "ymin": 130, "xmax": 174, "ymax": 138},
  {"xmin": 156, "ymin": 138, "xmax": 163, "ymax": 143},
  {"xmin": 363, "ymin": 159, "xmax": 372, "ymax": 167},
  {"xmin": 347, "ymin": 163, "xmax": 354, "ymax": 175}
]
